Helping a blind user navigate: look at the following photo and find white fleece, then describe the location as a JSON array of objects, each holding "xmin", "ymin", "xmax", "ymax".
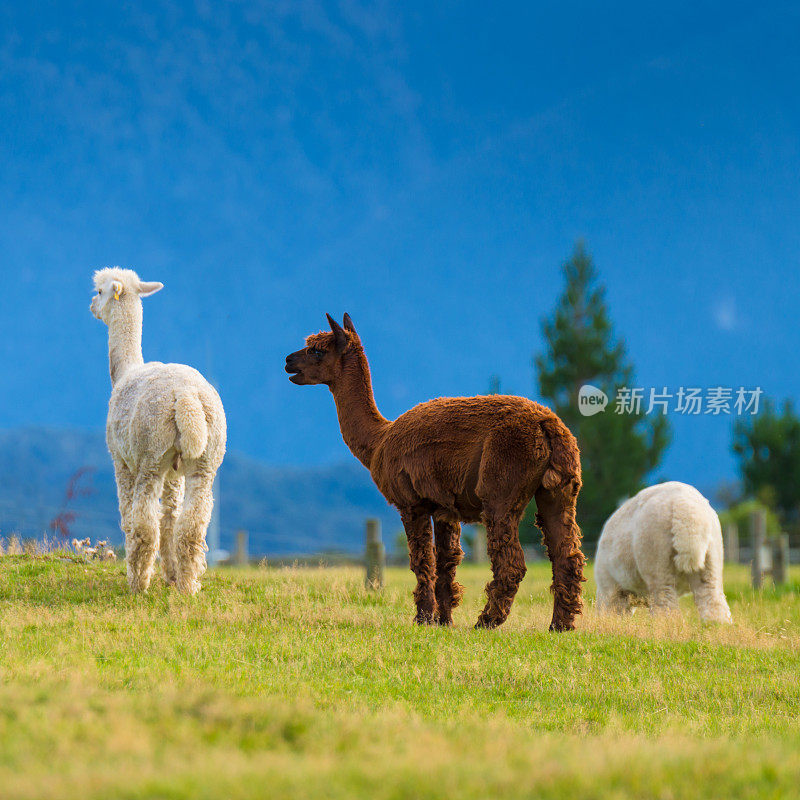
[
  {"xmin": 595, "ymin": 481, "xmax": 732, "ymax": 623},
  {"xmin": 92, "ymin": 267, "xmax": 226, "ymax": 595}
]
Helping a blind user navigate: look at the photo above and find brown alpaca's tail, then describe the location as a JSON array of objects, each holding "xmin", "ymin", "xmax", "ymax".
[
  {"xmin": 539, "ymin": 414, "xmax": 582, "ymax": 494},
  {"xmin": 537, "ymin": 413, "xmax": 586, "ymax": 631}
]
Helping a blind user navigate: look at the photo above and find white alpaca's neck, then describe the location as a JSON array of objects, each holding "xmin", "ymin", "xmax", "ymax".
[{"xmin": 107, "ymin": 301, "xmax": 144, "ymax": 386}]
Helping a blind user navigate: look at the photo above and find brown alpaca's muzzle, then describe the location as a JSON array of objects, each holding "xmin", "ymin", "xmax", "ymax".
[{"xmin": 285, "ymin": 352, "xmax": 307, "ymax": 384}]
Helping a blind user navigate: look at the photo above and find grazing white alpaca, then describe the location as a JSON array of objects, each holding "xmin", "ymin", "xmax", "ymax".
[
  {"xmin": 91, "ymin": 268, "xmax": 226, "ymax": 594},
  {"xmin": 595, "ymin": 481, "xmax": 732, "ymax": 623}
]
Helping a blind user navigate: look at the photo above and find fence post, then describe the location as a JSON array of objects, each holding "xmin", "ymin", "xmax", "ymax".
[
  {"xmin": 234, "ymin": 530, "xmax": 249, "ymax": 566},
  {"xmin": 773, "ymin": 533, "xmax": 789, "ymax": 585},
  {"xmin": 365, "ymin": 518, "xmax": 385, "ymax": 590},
  {"xmin": 723, "ymin": 524, "xmax": 739, "ymax": 564},
  {"xmin": 207, "ymin": 475, "xmax": 221, "ymax": 566},
  {"xmin": 471, "ymin": 525, "xmax": 487, "ymax": 563},
  {"xmin": 751, "ymin": 509, "xmax": 766, "ymax": 589}
]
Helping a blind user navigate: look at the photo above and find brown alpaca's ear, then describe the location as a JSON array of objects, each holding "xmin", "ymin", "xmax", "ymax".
[
  {"xmin": 342, "ymin": 313, "xmax": 361, "ymax": 344},
  {"xmin": 326, "ymin": 313, "xmax": 348, "ymax": 353}
]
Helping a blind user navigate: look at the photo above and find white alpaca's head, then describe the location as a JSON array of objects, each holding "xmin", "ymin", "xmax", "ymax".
[{"xmin": 90, "ymin": 267, "xmax": 163, "ymax": 323}]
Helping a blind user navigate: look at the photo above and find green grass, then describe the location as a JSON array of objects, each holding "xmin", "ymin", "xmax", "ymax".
[{"xmin": 1, "ymin": 555, "xmax": 799, "ymax": 799}]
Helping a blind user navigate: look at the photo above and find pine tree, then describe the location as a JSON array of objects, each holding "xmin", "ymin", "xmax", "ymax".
[
  {"xmin": 732, "ymin": 398, "xmax": 800, "ymax": 533},
  {"xmin": 523, "ymin": 242, "xmax": 669, "ymax": 548}
]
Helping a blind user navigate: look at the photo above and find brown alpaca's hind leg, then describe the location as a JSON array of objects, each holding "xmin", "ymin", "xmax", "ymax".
[
  {"xmin": 433, "ymin": 517, "xmax": 464, "ymax": 626},
  {"xmin": 475, "ymin": 514, "xmax": 527, "ymax": 629},
  {"xmin": 401, "ymin": 510, "xmax": 437, "ymax": 625},
  {"xmin": 535, "ymin": 486, "xmax": 585, "ymax": 632}
]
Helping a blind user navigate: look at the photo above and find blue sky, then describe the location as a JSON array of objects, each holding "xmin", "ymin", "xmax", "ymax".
[{"xmin": 1, "ymin": 0, "xmax": 798, "ymax": 492}]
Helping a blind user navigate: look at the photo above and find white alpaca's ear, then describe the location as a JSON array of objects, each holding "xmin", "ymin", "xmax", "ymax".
[
  {"xmin": 138, "ymin": 281, "xmax": 163, "ymax": 297},
  {"xmin": 111, "ymin": 281, "xmax": 124, "ymax": 300}
]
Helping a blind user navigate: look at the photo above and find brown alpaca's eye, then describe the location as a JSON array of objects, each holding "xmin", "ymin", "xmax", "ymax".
[{"xmin": 309, "ymin": 348, "xmax": 325, "ymax": 359}]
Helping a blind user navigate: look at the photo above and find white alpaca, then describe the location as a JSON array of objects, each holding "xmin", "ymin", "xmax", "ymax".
[
  {"xmin": 595, "ymin": 482, "xmax": 732, "ymax": 622},
  {"xmin": 91, "ymin": 268, "xmax": 226, "ymax": 594}
]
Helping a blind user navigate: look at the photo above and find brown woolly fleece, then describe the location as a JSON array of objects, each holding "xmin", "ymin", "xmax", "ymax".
[{"xmin": 285, "ymin": 314, "xmax": 586, "ymax": 631}]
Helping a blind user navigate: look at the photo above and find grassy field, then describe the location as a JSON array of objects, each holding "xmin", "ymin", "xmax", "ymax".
[{"xmin": 1, "ymin": 554, "xmax": 799, "ymax": 799}]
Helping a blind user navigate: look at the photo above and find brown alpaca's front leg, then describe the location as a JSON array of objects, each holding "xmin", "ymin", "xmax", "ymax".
[
  {"xmin": 433, "ymin": 518, "xmax": 464, "ymax": 625},
  {"xmin": 475, "ymin": 514, "xmax": 527, "ymax": 629},
  {"xmin": 534, "ymin": 487, "xmax": 586, "ymax": 632},
  {"xmin": 401, "ymin": 510, "xmax": 437, "ymax": 624}
]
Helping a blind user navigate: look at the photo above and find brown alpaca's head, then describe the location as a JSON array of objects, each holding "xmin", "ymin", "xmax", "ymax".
[{"xmin": 285, "ymin": 313, "xmax": 360, "ymax": 386}]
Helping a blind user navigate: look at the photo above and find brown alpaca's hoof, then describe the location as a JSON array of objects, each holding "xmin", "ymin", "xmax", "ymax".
[
  {"xmin": 474, "ymin": 614, "xmax": 500, "ymax": 630},
  {"xmin": 549, "ymin": 620, "xmax": 576, "ymax": 632},
  {"xmin": 414, "ymin": 611, "xmax": 436, "ymax": 625},
  {"xmin": 436, "ymin": 616, "xmax": 453, "ymax": 627}
]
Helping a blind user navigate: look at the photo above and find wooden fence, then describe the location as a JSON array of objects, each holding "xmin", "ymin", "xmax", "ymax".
[{"xmin": 724, "ymin": 509, "xmax": 791, "ymax": 587}]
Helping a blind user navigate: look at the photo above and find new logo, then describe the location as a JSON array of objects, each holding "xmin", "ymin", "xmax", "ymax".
[{"xmin": 578, "ymin": 384, "xmax": 608, "ymax": 416}]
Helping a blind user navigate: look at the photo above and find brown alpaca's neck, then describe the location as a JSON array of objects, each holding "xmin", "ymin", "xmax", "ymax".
[{"xmin": 330, "ymin": 347, "xmax": 389, "ymax": 468}]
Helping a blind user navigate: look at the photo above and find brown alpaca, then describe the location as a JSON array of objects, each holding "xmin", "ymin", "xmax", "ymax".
[{"xmin": 285, "ymin": 314, "xmax": 586, "ymax": 631}]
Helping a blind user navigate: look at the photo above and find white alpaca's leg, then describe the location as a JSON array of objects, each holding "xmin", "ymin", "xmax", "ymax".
[
  {"xmin": 127, "ymin": 469, "xmax": 164, "ymax": 593},
  {"xmin": 688, "ymin": 543, "xmax": 732, "ymax": 623},
  {"xmin": 640, "ymin": 557, "xmax": 680, "ymax": 614},
  {"xmin": 597, "ymin": 583, "xmax": 633, "ymax": 614},
  {"xmin": 595, "ymin": 560, "xmax": 633, "ymax": 614},
  {"xmin": 160, "ymin": 475, "xmax": 184, "ymax": 585},
  {"xmin": 174, "ymin": 467, "xmax": 215, "ymax": 594},
  {"xmin": 648, "ymin": 581, "xmax": 680, "ymax": 614},
  {"xmin": 633, "ymin": 518, "xmax": 680, "ymax": 614},
  {"xmin": 113, "ymin": 459, "xmax": 135, "ymax": 538}
]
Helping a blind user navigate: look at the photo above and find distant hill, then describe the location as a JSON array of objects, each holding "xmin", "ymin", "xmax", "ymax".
[{"xmin": 0, "ymin": 427, "xmax": 402, "ymax": 556}]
